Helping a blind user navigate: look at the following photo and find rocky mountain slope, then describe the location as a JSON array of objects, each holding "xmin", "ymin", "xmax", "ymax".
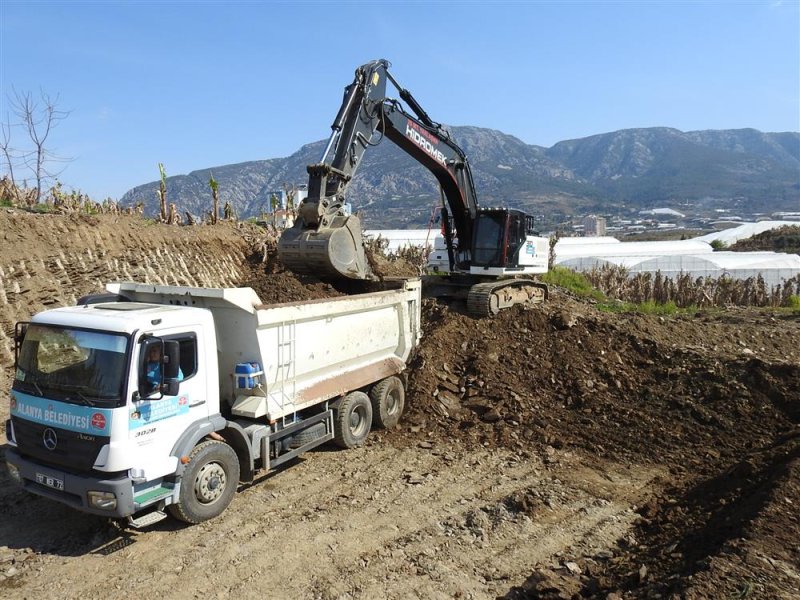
[{"xmin": 120, "ymin": 127, "xmax": 800, "ymax": 228}]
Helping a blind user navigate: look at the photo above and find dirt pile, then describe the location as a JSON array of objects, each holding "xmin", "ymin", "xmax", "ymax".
[
  {"xmin": 730, "ymin": 224, "xmax": 800, "ymax": 255},
  {"xmin": 405, "ymin": 296, "xmax": 798, "ymax": 469},
  {"xmin": 400, "ymin": 294, "xmax": 799, "ymax": 598}
]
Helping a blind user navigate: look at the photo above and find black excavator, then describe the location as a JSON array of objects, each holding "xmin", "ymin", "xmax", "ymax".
[{"xmin": 278, "ymin": 59, "xmax": 548, "ymax": 316}]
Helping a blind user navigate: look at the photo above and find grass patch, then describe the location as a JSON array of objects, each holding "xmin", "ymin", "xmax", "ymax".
[
  {"xmin": 28, "ymin": 203, "xmax": 53, "ymax": 214},
  {"xmin": 541, "ymin": 266, "xmax": 606, "ymax": 302},
  {"xmin": 596, "ymin": 300, "xmax": 700, "ymax": 315},
  {"xmin": 595, "ymin": 300, "xmax": 637, "ymax": 313},
  {"xmin": 789, "ymin": 295, "xmax": 800, "ymax": 312}
]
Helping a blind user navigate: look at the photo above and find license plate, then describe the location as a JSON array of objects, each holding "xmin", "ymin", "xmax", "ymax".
[{"xmin": 36, "ymin": 473, "xmax": 64, "ymax": 491}]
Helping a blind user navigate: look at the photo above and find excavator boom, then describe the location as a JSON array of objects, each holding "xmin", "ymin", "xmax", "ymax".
[{"xmin": 278, "ymin": 59, "xmax": 479, "ymax": 281}]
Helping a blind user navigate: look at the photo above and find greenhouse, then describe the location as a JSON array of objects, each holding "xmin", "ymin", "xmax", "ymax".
[
  {"xmin": 557, "ymin": 251, "xmax": 800, "ymax": 288},
  {"xmin": 695, "ymin": 220, "xmax": 800, "ymax": 245},
  {"xmin": 553, "ymin": 222, "xmax": 800, "ymax": 286},
  {"xmin": 369, "ymin": 222, "xmax": 800, "ymax": 287}
]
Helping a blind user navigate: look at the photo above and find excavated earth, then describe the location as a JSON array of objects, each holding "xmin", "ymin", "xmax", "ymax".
[{"xmin": 0, "ymin": 211, "xmax": 798, "ymax": 599}]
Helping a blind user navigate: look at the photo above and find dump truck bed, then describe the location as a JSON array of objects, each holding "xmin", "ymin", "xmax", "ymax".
[{"xmin": 108, "ymin": 279, "xmax": 422, "ymax": 420}]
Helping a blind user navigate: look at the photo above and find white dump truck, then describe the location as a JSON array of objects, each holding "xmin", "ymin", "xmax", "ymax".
[{"xmin": 5, "ymin": 279, "xmax": 421, "ymax": 527}]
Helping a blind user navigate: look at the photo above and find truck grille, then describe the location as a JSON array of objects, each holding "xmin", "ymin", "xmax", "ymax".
[{"xmin": 11, "ymin": 417, "xmax": 109, "ymax": 473}]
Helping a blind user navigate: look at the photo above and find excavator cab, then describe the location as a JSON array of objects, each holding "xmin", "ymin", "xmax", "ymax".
[{"xmin": 470, "ymin": 208, "xmax": 533, "ymax": 270}]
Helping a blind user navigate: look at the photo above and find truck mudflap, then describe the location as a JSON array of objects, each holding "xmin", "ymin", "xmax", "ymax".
[{"xmin": 5, "ymin": 448, "xmax": 136, "ymax": 518}]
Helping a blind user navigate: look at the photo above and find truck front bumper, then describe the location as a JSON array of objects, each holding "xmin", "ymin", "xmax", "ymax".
[{"xmin": 5, "ymin": 448, "xmax": 136, "ymax": 518}]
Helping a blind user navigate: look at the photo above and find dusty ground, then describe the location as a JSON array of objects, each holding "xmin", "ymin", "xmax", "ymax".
[{"xmin": 1, "ymin": 212, "xmax": 798, "ymax": 599}]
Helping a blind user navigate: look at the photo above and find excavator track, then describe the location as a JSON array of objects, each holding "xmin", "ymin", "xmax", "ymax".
[{"xmin": 466, "ymin": 279, "xmax": 548, "ymax": 317}]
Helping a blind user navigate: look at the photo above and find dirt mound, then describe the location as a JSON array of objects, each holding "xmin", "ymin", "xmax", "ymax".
[
  {"xmin": 400, "ymin": 293, "xmax": 799, "ymax": 598},
  {"xmin": 730, "ymin": 224, "xmax": 800, "ymax": 254},
  {"xmin": 404, "ymin": 295, "xmax": 798, "ymax": 469}
]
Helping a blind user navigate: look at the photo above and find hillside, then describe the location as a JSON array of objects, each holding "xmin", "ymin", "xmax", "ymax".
[
  {"xmin": 120, "ymin": 127, "xmax": 800, "ymax": 228},
  {"xmin": 730, "ymin": 225, "xmax": 800, "ymax": 254}
]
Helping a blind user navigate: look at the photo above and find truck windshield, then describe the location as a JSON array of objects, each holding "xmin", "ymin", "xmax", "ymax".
[{"xmin": 13, "ymin": 324, "xmax": 129, "ymax": 408}]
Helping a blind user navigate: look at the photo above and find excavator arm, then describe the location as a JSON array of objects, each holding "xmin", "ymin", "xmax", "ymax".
[{"xmin": 278, "ymin": 59, "xmax": 480, "ymax": 280}]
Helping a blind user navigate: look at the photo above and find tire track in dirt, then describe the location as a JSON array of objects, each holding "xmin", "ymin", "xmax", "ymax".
[{"xmin": 1, "ymin": 441, "xmax": 661, "ymax": 600}]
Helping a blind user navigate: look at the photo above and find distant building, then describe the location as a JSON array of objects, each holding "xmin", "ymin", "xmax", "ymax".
[
  {"xmin": 773, "ymin": 212, "xmax": 800, "ymax": 220},
  {"xmin": 640, "ymin": 208, "xmax": 686, "ymax": 218},
  {"xmin": 583, "ymin": 215, "xmax": 607, "ymax": 237},
  {"xmin": 267, "ymin": 185, "xmax": 308, "ymax": 211},
  {"xmin": 272, "ymin": 209, "xmax": 295, "ymax": 229}
]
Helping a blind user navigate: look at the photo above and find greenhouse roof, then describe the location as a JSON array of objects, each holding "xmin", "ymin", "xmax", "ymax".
[{"xmin": 694, "ymin": 221, "xmax": 800, "ymax": 245}]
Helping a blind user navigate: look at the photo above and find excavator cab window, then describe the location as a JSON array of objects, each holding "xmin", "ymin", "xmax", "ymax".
[
  {"xmin": 472, "ymin": 212, "xmax": 505, "ymax": 267},
  {"xmin": 473, "ymin": 211, "xmax": 527, "ymax": 268}
]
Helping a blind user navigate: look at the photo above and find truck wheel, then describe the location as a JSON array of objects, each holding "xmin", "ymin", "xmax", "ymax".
[
  {"xmin": 333, "ymin": 391, "xmax": 372, "ymax": 449},
  {"xmin": 369, "ymin": 376, "xmax": 405, "ymax": 429},
  {"xmin": 168, "ymin": 440, "xmax": 240, "ymax": 524}
]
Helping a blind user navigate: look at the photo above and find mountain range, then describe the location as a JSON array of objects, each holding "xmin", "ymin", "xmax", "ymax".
[{"xmin": 120, "ymin": 127, "xmax": 800, "ymax": 229}]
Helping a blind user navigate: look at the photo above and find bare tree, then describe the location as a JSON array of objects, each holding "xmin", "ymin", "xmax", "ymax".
[
  {"xmin": 10, "ymin": 89, "xmax": 71, "ymax": 203},
  {"xmin": 0, "ymin": 113, "xmax": 18, "ymax": 188}
]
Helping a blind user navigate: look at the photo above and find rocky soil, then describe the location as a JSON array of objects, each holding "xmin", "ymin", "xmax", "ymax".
[{"xmin": 1, "ymin": 211, "xmax": 798, "ymax": 599}]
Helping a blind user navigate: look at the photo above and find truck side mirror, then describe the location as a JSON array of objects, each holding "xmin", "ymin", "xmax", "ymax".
[
  {"xmin": 163, "ymin": 341, "xmax": 180, "ymax": 380},
  {"xmin": 14, "ymin": 322, "xmax": 29, "ymax": 364},
  {"xmin": 163, "ymin": 380, "xmax": 180, "ymax": 397},
  {"xmin": 15, "ymin": 323, "xmax": 28, "ymax": 344}
]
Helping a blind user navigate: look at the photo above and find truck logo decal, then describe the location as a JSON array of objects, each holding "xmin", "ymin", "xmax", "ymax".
[
  {"xmin": 129, "ymin": 395, "xmax": 191, "ymax": 430},
  {"xmin": 42, "ymin": 428, "xmax": 58, "ymax": 451},
  {"xmin": 91, "ymin": 413, "xmax": 107, "ymax": 430},
  {"xmin": 11, "ymin": 391, "xmax": 115, "ymax": 436}
]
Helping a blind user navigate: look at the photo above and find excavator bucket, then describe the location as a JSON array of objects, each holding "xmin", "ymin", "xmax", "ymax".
[{"xmin": 278, "ymin": 214, "xmax": 374, "ymax": 281}]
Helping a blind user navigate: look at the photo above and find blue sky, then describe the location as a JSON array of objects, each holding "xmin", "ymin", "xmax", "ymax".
[{"xmin": 1, "ymin": 0, "xmax": 798, "ymax": 200}]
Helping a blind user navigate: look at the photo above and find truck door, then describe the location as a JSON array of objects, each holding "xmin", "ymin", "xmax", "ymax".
[{"xmin": 128, "ymin": 332, "xmax": 208, "ymax": 480}]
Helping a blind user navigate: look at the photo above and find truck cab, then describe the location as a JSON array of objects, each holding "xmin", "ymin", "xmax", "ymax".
[{"xmin": 7, "ymin": 301, "xmax": 217, "ymax": 519}]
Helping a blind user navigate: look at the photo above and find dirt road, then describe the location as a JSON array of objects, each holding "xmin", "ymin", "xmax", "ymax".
[{"xmin": 1, "ymin": 438, "xmax": 661, "ymax": 600}]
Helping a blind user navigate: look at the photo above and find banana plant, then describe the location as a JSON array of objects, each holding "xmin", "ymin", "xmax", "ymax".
[
  {"xmin": 158, "ymin": 163, "xmax": 167, "ymax": 222},
  {"xmin": 209, "ymin": 173, "xmax": 219, "ymax": 225}
]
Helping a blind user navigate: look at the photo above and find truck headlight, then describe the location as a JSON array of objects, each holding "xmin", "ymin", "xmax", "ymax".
[
  {"xmin": 6, "ymin": 462, "xmax": 21, "ymax": 483},
  {"xmin": 88, "ymin": 491, "xmax": 117, "ymax": 510}
]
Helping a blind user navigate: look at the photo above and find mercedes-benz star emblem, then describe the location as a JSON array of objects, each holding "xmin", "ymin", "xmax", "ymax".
[{"xmin": 42, "ymin": 428, "xmax": 58, "ymax": 451}]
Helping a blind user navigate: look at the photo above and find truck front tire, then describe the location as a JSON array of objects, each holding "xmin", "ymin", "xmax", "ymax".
[
  {"xmin": 333, "ymin": 391, "xmax": 372, "ymax": 449},
  {"xmin": 369, "ymin": 376, "xmax": 405, "ymax": 429},
  {"xmin": 169, "ymin": 440, "xmax": 240, "ymax": 524}
]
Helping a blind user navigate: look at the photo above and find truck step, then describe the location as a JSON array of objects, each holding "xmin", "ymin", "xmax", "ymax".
[{"xmin": 127, "ymin": 509, "xmax": 167, "ymax": 529}]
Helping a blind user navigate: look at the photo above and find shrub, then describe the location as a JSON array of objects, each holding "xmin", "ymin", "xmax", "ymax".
[{"xmin": 710, "ymin": 239, "xmax": 728, "ymax": 251}]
